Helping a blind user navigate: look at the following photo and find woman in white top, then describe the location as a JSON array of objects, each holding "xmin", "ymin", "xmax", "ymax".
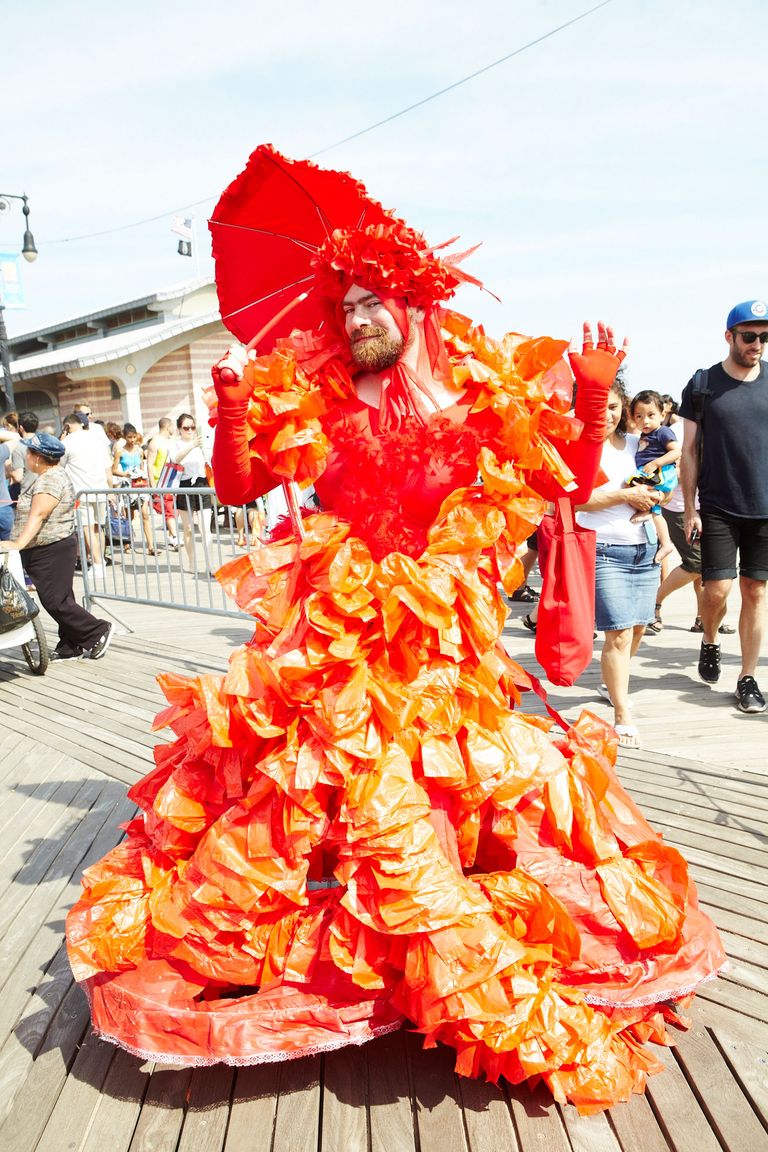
[
  {"xmin": 174, "ymin": 412, "xmax": 214, "ymax": 575},
  {"xmin": 577, "ymin": 376, "xmax": 658, "ymax": 748}
]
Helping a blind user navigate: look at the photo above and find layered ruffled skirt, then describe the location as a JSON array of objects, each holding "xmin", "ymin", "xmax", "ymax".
[{"xmin": 66, "ymin": 514, "xmax": 725, "ymax": 1114}]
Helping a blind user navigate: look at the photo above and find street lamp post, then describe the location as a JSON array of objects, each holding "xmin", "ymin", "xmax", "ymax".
[{"xmin": 0, "ymin": 193, "xmax": 38, "ymax": 412}]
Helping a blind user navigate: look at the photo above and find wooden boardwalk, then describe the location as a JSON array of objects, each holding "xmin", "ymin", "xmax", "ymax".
[{"xmin": 0, "ymin": 578, "xmax": 766, "ymax": 1151}]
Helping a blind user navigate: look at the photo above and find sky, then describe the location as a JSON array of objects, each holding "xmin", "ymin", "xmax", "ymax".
[{"xmin": 2, "ymin": 0, "xmax": 766, "ymax": 398}]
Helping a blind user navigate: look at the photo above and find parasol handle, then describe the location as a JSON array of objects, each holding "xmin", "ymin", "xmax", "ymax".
[
  {"xmin": 218, "ymin": 291, "xmax": 309, "ymax": 385},
  {"xmin": 245, "ymin": 291, "xmax": 309, "ymax": 353},
  {"xmin": 282, "ymin": 479, "xmax": 306, "ymax": 540}
]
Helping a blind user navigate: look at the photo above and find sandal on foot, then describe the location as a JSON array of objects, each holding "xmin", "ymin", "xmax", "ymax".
[
  {"xmin": 522, "ymin": 613, "xmax": 537, "ymax": 634},
  {"xmin": 511, "ymin": 584, "xmax": 539, "ymax": 603},
  {"xmin": 614, "ymin": 724, "xmax": 641, "ymax": 749},
  {"xmin": 690, "ymin": 616, "xmax": 703, "ymax": 633},
  {"xmin": 718, "ymin": 623, "xmax": 736, "ymax": 635},
  {"xmin": 646, "ymin": 605, "xmax": 663, "ymax": 635},
  {"xmin": 596, "ymin": 682, "xmax": 612, "ymax": 704}
]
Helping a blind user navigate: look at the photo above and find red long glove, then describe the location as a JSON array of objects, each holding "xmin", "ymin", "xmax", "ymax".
[
  {"xmin": 556, "ymin": 322, "xmax": 628, "ymax": 504},
  {"xmin": 210, "ymin": 349, "xmax": 276, "ymax": 505}
]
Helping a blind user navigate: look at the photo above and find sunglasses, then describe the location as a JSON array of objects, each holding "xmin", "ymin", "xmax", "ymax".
[
  {"xmin": 180, "ymin": 424, "xmax": 196, "ymax": 431},
  {"xmin": 735, "ymin": 330, "xmax": 768, "ymax": 344}
]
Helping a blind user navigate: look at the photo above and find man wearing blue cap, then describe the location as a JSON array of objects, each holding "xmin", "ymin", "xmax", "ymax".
[{"xmin": 679, "ymin": 300, "xmax": 768, "ymax": 713}]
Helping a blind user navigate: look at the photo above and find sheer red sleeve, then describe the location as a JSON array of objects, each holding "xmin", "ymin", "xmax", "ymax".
[{"xmin": 211, "ymin": 399, "xmax": 277, "ymax": 505}]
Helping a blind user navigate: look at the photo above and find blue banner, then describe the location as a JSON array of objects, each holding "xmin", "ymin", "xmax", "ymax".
[{"xmin": 0, "ymin": 252, "xmax": 26, "ymax": 308}]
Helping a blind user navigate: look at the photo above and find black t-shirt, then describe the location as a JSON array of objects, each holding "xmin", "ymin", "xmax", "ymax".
[{"xmin": 680, "ymin": 361, "xmax": 768, "ymax": 517}]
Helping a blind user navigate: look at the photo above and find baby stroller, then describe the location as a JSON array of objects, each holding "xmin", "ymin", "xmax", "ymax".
[{"xmin": 0, "ymin": 550, "xmax": 49, "ymax": 675}]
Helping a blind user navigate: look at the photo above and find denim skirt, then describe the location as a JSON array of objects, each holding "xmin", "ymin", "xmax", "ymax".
[{"xmin": 594, "ymin": 540, "xmax": 660, "ymax": 632}]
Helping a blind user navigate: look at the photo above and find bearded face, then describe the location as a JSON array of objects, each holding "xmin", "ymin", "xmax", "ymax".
[{"xmin": 349, "ymin": 325, "xmax": 405, "ymax": 371}]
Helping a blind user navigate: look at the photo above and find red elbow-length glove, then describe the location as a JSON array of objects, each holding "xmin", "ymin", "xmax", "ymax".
[
  {"xmin": 210, "ymin": 349, "xmax": 276, "ymax": 506},
  {"xmin": 550, "ymin": 322, "xmax": 628, "ymax": 505}
]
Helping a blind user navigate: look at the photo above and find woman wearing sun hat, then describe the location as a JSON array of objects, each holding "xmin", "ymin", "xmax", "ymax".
[{"xmin": 0, "ymin": 432, "xmax": 113, "ymax": 661}]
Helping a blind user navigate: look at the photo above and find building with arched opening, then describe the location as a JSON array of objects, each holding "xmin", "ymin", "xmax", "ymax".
[{"xmin": 6, "ymin": 278, "xmax": 229, "ymax": 442}]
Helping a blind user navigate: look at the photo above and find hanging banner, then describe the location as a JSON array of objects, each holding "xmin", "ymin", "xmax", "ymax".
[{"xmin": 0, "ymin": 253, "xmax": 25, "ymax": 309}]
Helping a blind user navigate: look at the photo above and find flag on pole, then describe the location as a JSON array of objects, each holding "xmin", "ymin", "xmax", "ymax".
[{"xmin": 171, "ymin": 216, "xmax": 193, "ymax": 240}]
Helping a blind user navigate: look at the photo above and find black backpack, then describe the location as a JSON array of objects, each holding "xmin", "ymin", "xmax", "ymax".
[{"xmin": 690, "ymin": 368, "xmax": 711, "ymax": 467}]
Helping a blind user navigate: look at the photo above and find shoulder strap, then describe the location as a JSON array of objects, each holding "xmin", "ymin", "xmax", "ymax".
[{"xmin": 691, "ymin": 368, "xmax": 710, "ymax": 423}]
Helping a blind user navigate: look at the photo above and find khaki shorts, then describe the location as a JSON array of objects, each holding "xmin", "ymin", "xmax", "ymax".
[{"xmin": 77, "ymin": 493, "xmax": 109, "ymax": 528}]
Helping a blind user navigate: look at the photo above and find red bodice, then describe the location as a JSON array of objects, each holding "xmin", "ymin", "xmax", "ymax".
[{"xmin": 314, "ymin": 397, "xmax": 498, "ymax": 561}]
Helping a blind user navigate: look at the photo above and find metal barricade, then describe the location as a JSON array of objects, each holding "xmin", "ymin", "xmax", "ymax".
[{"xmin": 73, "ymin": 485, "xmax": 266, "ymax": 624}]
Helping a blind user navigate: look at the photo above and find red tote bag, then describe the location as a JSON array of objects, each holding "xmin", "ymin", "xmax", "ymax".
[{"xmin": 534, "ymin": 497, "xmax": 596, "ymax": 687}]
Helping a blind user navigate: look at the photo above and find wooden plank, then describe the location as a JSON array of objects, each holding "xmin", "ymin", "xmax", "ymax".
[
  {"xmin": 720, "ymin": 958, "xmax": 768, "ymax": 999},
  {"xmin": 705, "ymin": 1026, "xmax": 768, "ymax": 1131},
  {"xmin": 0, "ymin": 778, "xmax": 120, "ymax": 976},
  {"xmin": 695, "ymin": 880, "xmax": 768, "ymax": 926},
  {"xmin": 457, "ymin": 1074, "xmax": 519, "ymax": 1151},
  {"xmin": 507, "ymin": 1082, "xmax": 571, "ymax": 1151},
  {"xmin": 605, "ymin": 1091, "xmax": 674, "ymax": 1152},
  {"xmin": 618, "ymin": 769, "xmax": 768, "ymax": 817},
  {"xmin": 322, "ymin": 1045, "xmax": 368, "ymax": 1152},
  {"xmin": 271, "ymin": 1056, "xmax": 321, "ymax": 1152},
  {"xmin": 127, "ymin": 1067, "xmax": 193, "ymax": 1152},
  {"xmin": 698, "ymin": 976, "xmax": 768, "ymax": 1024},
  {"xmin": 0, "ymin": 765, "xmax": 85, "ymax": 882},
  {"xmin": 225, "ymin": 1063, "xmax": 280, "ymax": 1152},
  {"xmin": 367, "ymin": 1031, "xmax": 417, "ymax": 1152},
  {"xmin": 559, "ymin": 1106, "xmax": 622, "ymax": 1152},
  {"xmin": 677, "ymin": 866, "xmax": 768, "ymax": 912},
  {"xmin": 0, "ymin": 679, "xmax": 158, "ymax": 757},
  {"xmin": 671, "ymin": 1024, "xmax": 768, "ymax": 1150},
  {"xmin": 619, "ymin": 760, "xmax": 768, "ymax": 800},
  {"xmin": 644, "ymin": 1043, "xmax": 734, "ymax": 1152},
  {"xmin": 0, "ymin": 980, "xmax": 91, "ymax": 1152},
  {"xmin": 80, "ymin": 1046, "xmax": 152, "ymax": 1152},
  {"xmin": 0, "ymin": 793, "xmax": 133, "ymax": 1045},
  {"xmin": 177, "ymin": 1065, "xmax": 234, "ymax": 1152},
  {"xmin": 0, "ymin": 716, "xmax": 147, "ymax": 785},
  {"xmin": 718, "ymin": 931, "xmax": 768, "ymax": 976},
  {"xmin": 627, "ymin": 803, "xmax": 768, "ymax": 862},
  {"xmin": 34, "ymin": 1028, "xmax": 116, "ymax": 1152},
  {"xmin": 407, "ymin": 1033, "xmax": 468, "ymax": 1152}
]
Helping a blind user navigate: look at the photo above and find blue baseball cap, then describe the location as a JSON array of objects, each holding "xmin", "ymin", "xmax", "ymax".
[
  {"xmin": 726, "ymin": 300, "xmax": 768, "ymax": 328},
  {"xmin": 24, "ymin": 432, "xmax": 66, "ymax": 461}
]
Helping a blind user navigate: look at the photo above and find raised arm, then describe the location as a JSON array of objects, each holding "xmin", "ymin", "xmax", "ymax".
[
  {"xmin": 210, "ymin": 346, "xmax": 278, "ymax": 505},
  {"xmin": 555, "ymin": 321, "xmax": 629, "ymax": 504}
]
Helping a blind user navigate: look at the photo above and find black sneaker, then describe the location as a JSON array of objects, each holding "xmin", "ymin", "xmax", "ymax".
[
  {"xmin": 81, "ymin": 624, "xmax": 114, "ymax": 661},
  {"xmin": 735, "ymin": 676, "xmax": 766, "ymax": 714},
  {"xmin": 698, "ymin": 641, "xmax": 721, "ymax": 684},
  {"xmin": 51, "ymin": 644, "xmax": 84, "ymax": 661}
]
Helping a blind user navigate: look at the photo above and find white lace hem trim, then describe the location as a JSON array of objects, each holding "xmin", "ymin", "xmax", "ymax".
[
  {"xmin": 581, "ymin": 963, "xmax": 727, "ymax": 1008},
  {"xmin": 90, "ymin": 1018, "xmax": 405, "ymax": 1068}
]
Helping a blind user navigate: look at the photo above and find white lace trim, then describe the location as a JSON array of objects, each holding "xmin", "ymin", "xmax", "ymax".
[
  {"xmin": 582, "ymin": 963, "xmax": 727, "ymax": 1009},
  {"xmin": 90, "ymin": 1018, "xmax": 405, "ymax": 1068}
]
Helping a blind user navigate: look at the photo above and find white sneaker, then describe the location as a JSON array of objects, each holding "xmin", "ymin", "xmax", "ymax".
[{"xmin": 89, "ymin": 563, "xmax": 107, "ymax": 578}]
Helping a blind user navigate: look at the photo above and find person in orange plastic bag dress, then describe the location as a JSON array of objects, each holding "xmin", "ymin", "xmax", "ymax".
[{"xmin": 66, "ymin": 146, "xmax": 725, "ymax": 1114}]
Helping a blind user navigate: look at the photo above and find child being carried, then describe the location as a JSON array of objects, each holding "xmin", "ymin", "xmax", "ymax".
[{"xmin": 627, "ymin": 389, "xmax": 680, "ymax": 562}]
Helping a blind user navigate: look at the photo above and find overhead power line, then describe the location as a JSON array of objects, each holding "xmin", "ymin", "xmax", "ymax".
[{"xmin": 41, "ymin": 0, "xmax": 615, "ymax": 247}]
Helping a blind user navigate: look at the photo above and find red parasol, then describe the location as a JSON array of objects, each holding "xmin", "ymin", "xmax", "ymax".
[{"xmin": 208, "ymin": 145, "xmax": 391, "ymax": 349}]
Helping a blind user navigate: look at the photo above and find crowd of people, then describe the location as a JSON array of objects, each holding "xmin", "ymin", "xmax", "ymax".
[
  {"xmin": 0, "ymin": 402, "xmax": 269, "ymax": 662},
  {"xmin": 514, "ymin": 298, "xmax": 768, "ymax": 744}
]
